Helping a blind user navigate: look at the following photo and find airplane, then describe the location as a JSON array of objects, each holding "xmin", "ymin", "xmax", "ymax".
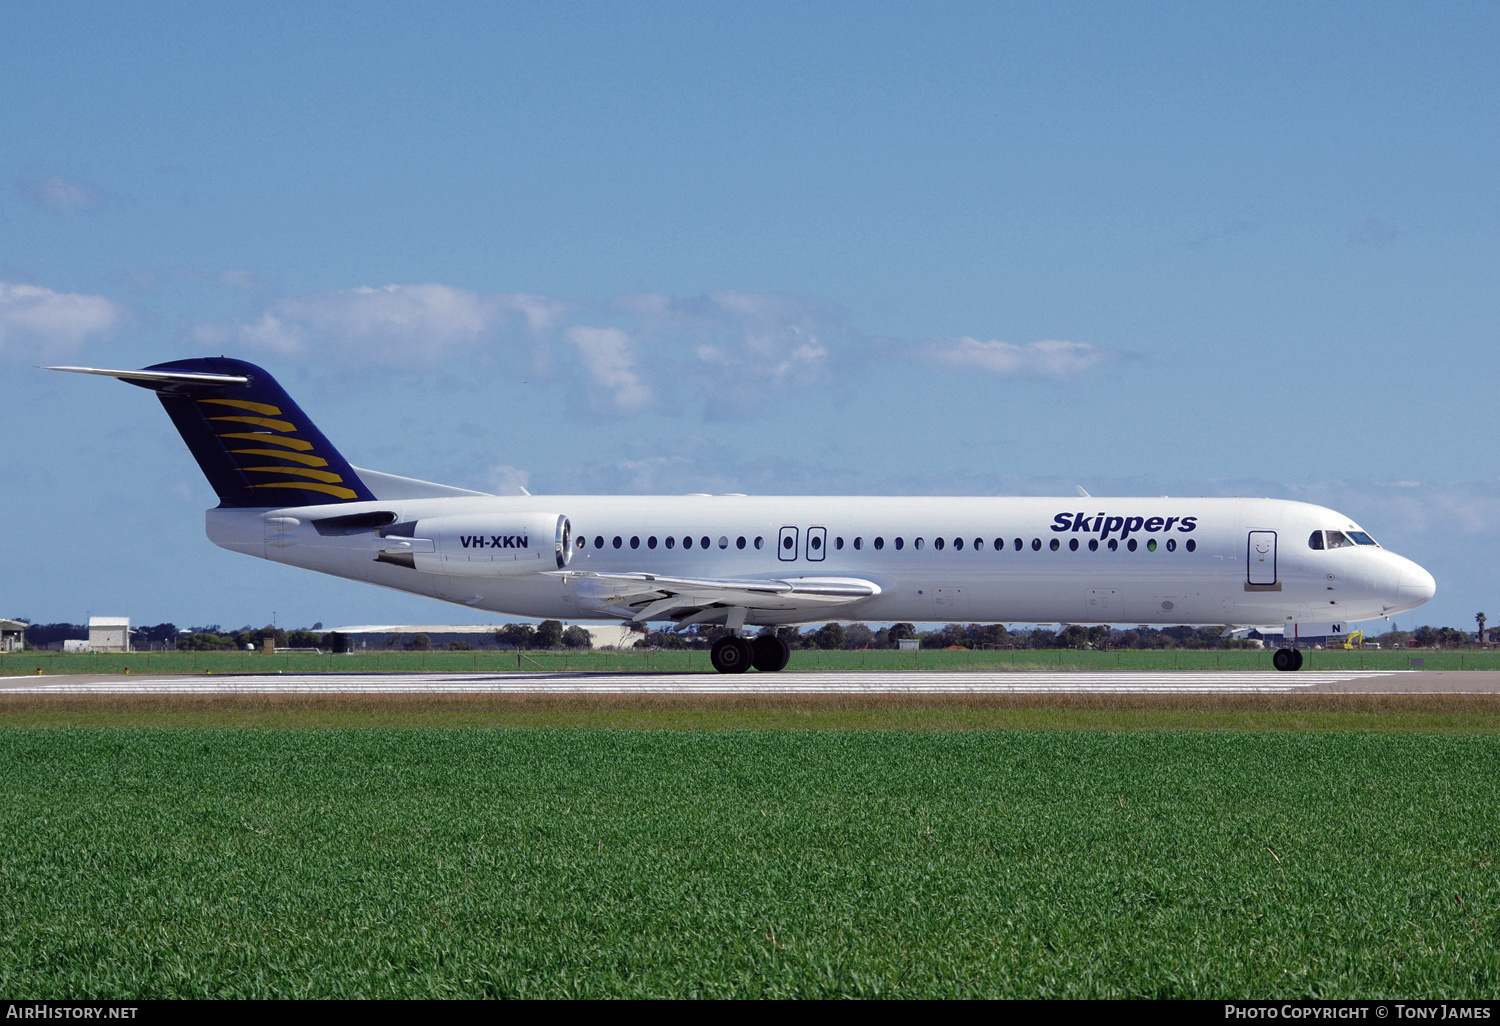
[{"xmin": 49, "ymin": 357, "xmax": 1436, "ymax": 673}]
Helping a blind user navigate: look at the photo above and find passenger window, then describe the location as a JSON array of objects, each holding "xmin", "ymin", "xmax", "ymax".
[
  {"xmin": 683, "ymin": 536, "xmax": 693, "ymax": 549},
  {"xmin": 737, "ymin": 536, "xmax": 746, "ymax": 549},
  {"xmin": 1068, "ymin": 538, "xmax": 1078, "ymax": 551},
  {"xmin": 1049, "ymin": 538, "xmax": 1059, "ymax": 551},
  {"xmin": 810, "ymin": 535, "xmax": 822, "ymax": 551},
  {"xmin": 719, "ymin": 536, "xmax": 728, "ymax": 549},
  {"xmin": 631, "ymin": 536, "xmax": 640, "ymax": 549},
  {"xmin": 1031, "ymin": 538, "xmax": 1041, "ymax": 551},
  {"xmin": 647, "ymin": 536, "xmax": 657, "ymax": 549},
  {"xmin": 1166, "ymin": 538, "xmax": 1176, "ymax": 552},
  {"xmin": 666, "ymin": 536, "xmax": 675, "ymax": 549},
  {"xmin": 835, "ymin": 537, "xmax": 844, "ymax": 550},
  {"xmin": 914, "ymin": 537, "xmax": 923, "ymax": 550},
  {"xmin": 755, "ymin": 537, "xmax": 764, "ymax": 550},
  {"xmin": 875, "ymin": 537, "xmax": 885, "ymax": 550},
  {"xmin": 1108, "ymin": 539, "xmax": 1119, "ymax": 551},
  {"xmin": 1308, "ymin": 531, "xmax": 1324, "ymax": 550},
  {"xmin": 1146, "ymin": 539, "xmax": 1157, "ymax": 552},
  {"xmin": 854, "ymin": 537, "xmax": 863, "ymax": 550},
  {"xmin": 613, "ymin": 536, "xmax": 622, "ymax": 549},
  {"xmin": 1088, "ymin": 539, "xmax": 1098, "ymax": 551},
  {"xmin": 933, "ymin": 537, "xmax": 943, "ymax": 550},
  {"xmin": 954, "ymin": 537, "xmax": 964, "ymax": 550},
  {"xmin": 895, "ymin": 537, "xmax": 904, "ymax": 550},
  {"xmin": 992, "ymin": 538, "xmax": 1002, "ymax": 551},
  {"xmin": 782, "ymin": 535, "xmax": 794, "ymax": 551},
  {"xmin": 1185, "ymin": 539, "xmax": 1196, "ymax": 552},
  {"xmin": 594, "ymin": 536, "xmax": 604, "ymax": 549},
  {"xmin": 1013, "ymin": 538, "xmax": 1022, "ymax": 551},
  {"xmin": 1127, "ymin": 539, "xmax": 1137, "ymax": 551},
  {"xmin": 701, "ymin": 536, "xmax": 711, "ymax": 549},
  {"xmin": 577, "ymin": 537, "xmax": 585, "ymax": 549}
]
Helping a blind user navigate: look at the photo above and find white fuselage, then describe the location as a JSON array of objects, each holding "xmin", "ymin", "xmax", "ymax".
[{"xmin": 207, "ymin": 494, "xmax": 1436, "ymax": 628}]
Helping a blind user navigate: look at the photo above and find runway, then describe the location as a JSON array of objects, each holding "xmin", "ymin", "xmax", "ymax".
[{"xmin": 3, "ymin": 669, "xmax": 1494, "ymax": 696}]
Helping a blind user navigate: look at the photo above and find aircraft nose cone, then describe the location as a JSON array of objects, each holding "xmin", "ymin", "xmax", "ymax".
[{"xmin": 1398, "ymin": 563, "xmax": 1437, "ymax": 607}]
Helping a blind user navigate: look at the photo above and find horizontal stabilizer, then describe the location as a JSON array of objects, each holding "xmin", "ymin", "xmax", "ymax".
[
  {"xmin": 47, "ymin": 365, "xmax": 249, "ymax": 385},
  {"xmin": 352, "ymin": 467, "xmax": 492, "ymax": 500}
]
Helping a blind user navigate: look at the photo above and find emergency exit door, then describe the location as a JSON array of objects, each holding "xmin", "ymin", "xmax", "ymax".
[{"xmin": 1247, "ymin": 531, "xmax": 1277, "ymax": 585}]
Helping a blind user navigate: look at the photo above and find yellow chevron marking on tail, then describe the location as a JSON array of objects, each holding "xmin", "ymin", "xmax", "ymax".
[
  {"xmin": 242, "ymin": 466, "xmax": 345, "ymax": 484},
  {"xmin": 209, "ymin": 415, "xmax": 297, "ymax": 433},
  {"xmin": 217, "ymin": 432, "xmax": 314, "ymax": 451},
  {"xmin": 198, "ymin": 398, "xmax": 283, "ymax": 416},
  {"xmin": 251, "ymin": 482, "xmax": 359, "ymax": 500},
  {"xmin": 229, "ymin": 448, "xmax": 330, "ymax": 467}
]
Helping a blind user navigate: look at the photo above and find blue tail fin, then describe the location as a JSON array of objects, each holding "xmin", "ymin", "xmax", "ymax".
[{"xmin": 55, "ymin": 357, "xmax": 376, "ymax": 508}]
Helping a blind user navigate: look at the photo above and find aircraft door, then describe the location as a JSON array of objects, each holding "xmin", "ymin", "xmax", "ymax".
[
  {"xmin": 1247, "ymin": 531, "xmax": 1277, "ymax": 585},
  {"xmin": 778, "ymin": 526, "xmax": 799, "ymax": 561},
  {"xmin": 806, "ymin": 526, "xmax": 826, "ymax": 561}
]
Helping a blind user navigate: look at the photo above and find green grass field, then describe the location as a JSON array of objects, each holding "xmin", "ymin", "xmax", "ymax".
[
  {"xmin": 1, "ymin": 729, "xmax": 1498, "ymax": 998},
  {"xmin": 2, "ymin": 645, "xmax": 1486, "ymax": 676}
]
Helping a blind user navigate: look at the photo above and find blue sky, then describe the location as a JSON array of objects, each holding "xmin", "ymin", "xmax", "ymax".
[{"xmin": 4, "ymin": 1, "xmax": 1498, "ymax": 632}]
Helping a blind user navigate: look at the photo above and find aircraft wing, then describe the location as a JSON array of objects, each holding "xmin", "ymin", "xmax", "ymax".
[{"xmin": 553, "ymin": 571, "xmax": 881, "ymax": 625}]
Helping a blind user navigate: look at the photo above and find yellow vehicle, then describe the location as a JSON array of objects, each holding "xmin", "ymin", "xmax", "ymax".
[{"xmin": 1341, "ymin": 630, "xmax": 1364, "ymax": 650}]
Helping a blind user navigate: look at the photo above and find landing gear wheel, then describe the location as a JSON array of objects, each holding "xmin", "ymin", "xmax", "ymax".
[
  {"xmin": 711, "ymin": 636, "xmax": 754, "ymax": 674},
  {"xmin": 1292, "ymin": 648, "xmax": 1303, "ymax": 670},
  {"xmin": 1273, "ymin": 648, "xmax": 1302, "ymax": 672},
  {"xmin": 752, "ymin": 635, "xmax": 791, "ymax": 672}
]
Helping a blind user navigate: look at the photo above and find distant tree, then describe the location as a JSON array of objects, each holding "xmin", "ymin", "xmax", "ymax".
[
  {"xmin": 411, "ymin": 633, "xmax": 432, "ymax": 651},
  {"xmin": 496, "ymin": 624, "xmax": 535, "ymax": 649},
  {"xmin": 22, "ymin": 623, "xmax": 87, "ymax": 648},
  {"xmin": 969, "ymin": 623, "xmax": 1009, "ymax": 649},
  {"xmin": 285, "ymin": 630, "xmax": 320, "ymax": 647},
  {"xmin": 448, "ymin": 640, "xmax": 473, "ymax": 651},
  {"xmin": 887, "ymin": 623, "xmax": 917, "ymax": 648},
  {"xmin": 177, "ymin": 632, "xmax": 235, "ymax": 651},
  {"xmin": 842, "ymin": 623, "xmax": 876, "ymax": 649},
  {"xmin": 561, "ymin": 625, "xmax": 592, "ymax": 649},
  {"xmin": 1058, "ymin": 625, "xmax": 1090, "ymax": 649},
  {"xmin": 533, "ymin": 620, "xmax": 565, "ymax": 649},
  {"xmin": 134, "ymin": 623, "xmax": 178, "ymax": 650},
  {"xmin": 812, "ymin": 622, "xmax": 845, "ymax": 651},
  {"xmin": 1479, "ymin": 613, "xmax": 1488, "ymax": 645}
]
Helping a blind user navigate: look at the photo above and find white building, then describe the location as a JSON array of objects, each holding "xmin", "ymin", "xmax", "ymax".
[
  {"xmin": 88, "ymin": 617, "xmax": 130, "ymax": 653},
  {"xmin": 0, "ymin": 619, "xmax": 26, "ymax": 653}
]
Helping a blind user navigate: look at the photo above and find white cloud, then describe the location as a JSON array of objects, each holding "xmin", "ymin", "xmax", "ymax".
[
  {"xmin": 216, "ymin": 269, "xmax": 263, "ymax": 290},
  {"xmin": 487, "ymin": 464, "xmax": 531, "ymax": 495},
  {"xmin": 13, "ymin": 175, "xmax": 112, "ymax": 212},
  {"xmin": 0, "ymin": 281, "xmax": 124, "ymax": 360},
  {"xmin": 566, "ymin": 326, "xmax": 653, "ymax": 414},
  {"xmin": 921, "ymin": 337, "xmax": 1119, "ymax": 377},
  {"xmin": 203, "ymin": 282, "xmax": 1123, "ymax": 417}
]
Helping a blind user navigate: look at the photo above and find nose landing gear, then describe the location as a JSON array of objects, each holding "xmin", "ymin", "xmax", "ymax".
[{"xmin": 1273, "ymin": 648, "xmax": 1304, "ymax": 672}]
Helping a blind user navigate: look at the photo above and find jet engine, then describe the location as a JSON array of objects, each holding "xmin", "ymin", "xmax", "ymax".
[{"xmin": 375, "ymin": 513, "xmax": 572, "ymax": 576}]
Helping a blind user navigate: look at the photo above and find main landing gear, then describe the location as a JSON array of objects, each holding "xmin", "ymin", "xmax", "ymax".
[
  {"xmin": 709, "ymin": 634, "xmax": 791, "ymax": 673},
  {"xmin": 1273, "ymin": 648, "xmax": 1304, "ymax": 672}
]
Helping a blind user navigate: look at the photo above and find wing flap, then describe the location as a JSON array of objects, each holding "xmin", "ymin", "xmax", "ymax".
[{"xmin": 556, "ymin": 571, "xmax": 880, "ymax": 621}]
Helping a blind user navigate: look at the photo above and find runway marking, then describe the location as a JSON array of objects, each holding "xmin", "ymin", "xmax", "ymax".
[{"xmin": 0, "ymin": 670, "xmax": 1408, "ymax": 695}]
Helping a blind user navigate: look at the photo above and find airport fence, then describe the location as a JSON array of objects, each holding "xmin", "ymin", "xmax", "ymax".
[{"xmin": 4, "ymin": 647, "xmax": 1500, "ymax": 675}]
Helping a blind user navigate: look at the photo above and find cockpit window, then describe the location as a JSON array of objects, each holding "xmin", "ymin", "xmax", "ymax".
[
  {"xmin": 1308, "ymin": 531, "xmax": 1324, "ymax": 550},
  {"xmin": 1325, "ymin": 530, "xmax": 1353, "ymax": 548},
  {"xmin": 1347, "ymin": 531, "xmax": 1379, "ymax": 546}
]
